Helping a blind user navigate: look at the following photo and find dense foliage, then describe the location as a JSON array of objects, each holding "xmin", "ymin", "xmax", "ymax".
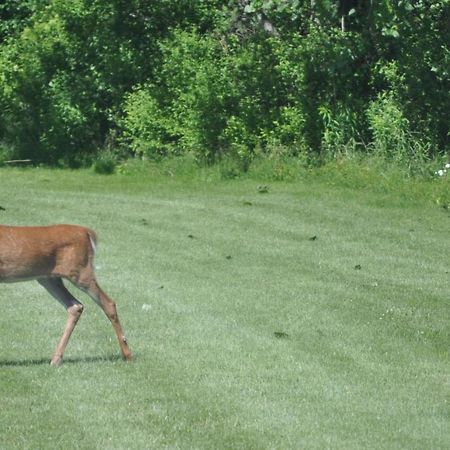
[{"xmin": 0, "ymin": 0, "xmax": 448, "ymax": 166}]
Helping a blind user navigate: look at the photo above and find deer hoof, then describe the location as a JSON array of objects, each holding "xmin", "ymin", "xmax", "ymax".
[{"xmin": 50, "ymin": 356, "xmax": 62, "ymax": 366}]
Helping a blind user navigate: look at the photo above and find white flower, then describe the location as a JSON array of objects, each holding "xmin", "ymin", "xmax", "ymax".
[
  {"xmin": 445, "ymin": 163, "xmax": 450, "ymax": 169},
  {"xmin": 437, "ymin": 169, "xmax": 445, "ymax": 176}
]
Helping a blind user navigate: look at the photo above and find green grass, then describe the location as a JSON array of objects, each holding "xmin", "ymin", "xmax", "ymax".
[{"xmin": 0, "ymin": 163, "xmax": 449, "ymax": 449}]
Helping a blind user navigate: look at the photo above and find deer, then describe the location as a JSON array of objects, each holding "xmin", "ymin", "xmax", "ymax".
[{"xmin": 0, "ymin": 224, "xmax": 132, "ymax": 366}]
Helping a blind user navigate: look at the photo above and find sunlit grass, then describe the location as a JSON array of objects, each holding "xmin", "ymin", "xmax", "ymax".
[{"xmin": 0, "ymin": 163, "xmax": 449, "ymax": 449}]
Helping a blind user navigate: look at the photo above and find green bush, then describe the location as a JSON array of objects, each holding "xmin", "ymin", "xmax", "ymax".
[
  {"xmin": 121, "ymin": 30, "xmax": 231, "ymax": 162},
  {"xmin": 93, "ymin": 150, "xmax": 117, "ymax": 175},
  {"xmin": 0, "ymin": 142, "xmax": 14, "ymax": 165},
  {"xmin": 273, "ymin": 28, "xmax": 368, "ymax": 154},
  {"xmin": 319, "ymin": 104, "xmax": 364, "ymax": 161},
  {"xmin": 121, "ymin": 89, "xmax": 174, "ymax": 159},
  {"xmin": 367, "ymin": 91, "xmax": 429, "ymax": 175}
]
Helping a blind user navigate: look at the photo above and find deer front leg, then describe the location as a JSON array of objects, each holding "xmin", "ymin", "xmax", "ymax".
[
  {"xmin": 51, "ymin": 303, "xmax": 84, "ymax": 366},
  {"xmin": 38, "ymin": 278, "xmax": 84, "ymax": 366}
]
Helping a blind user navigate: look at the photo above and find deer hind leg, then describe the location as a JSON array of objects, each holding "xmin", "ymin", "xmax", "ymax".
[
  {"xmin": 38, "ymin": 277, "xmax": 84, "ymax": 366},
  {"xmin": 77, "ymin": 278, "xmax": 132, "ymax": 362}
]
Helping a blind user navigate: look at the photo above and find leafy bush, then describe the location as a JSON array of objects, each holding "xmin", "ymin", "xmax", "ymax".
[
  {"xmin": 121, "ymin": 89, "xmax": 174, "ymax": 159},
  {"xmin": 93, "ymin": 150, "xmax": 117, "ymax": 174},
  {"xmin": 0, "ymin": 142, "xmax": 14, "ymax": 165},
  {"xmin": 367, "ymin": 91, "xmax": 429, "ymax": 175},
  {"xmin": 121, "ymin": 30, "xmax": 230, "ymax": 162},
  {"xmin": 319, "ymin": 105, "xmax": 364, "ymax": 161},
  {"xmin": 273, "ymin": 28, "xmax": 368, "ymax": 154}
]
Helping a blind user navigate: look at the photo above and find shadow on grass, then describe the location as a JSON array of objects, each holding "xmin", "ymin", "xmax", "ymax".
[{"xmin": 0, "ymin": 354, "xmax": 123, "ymax": 367}]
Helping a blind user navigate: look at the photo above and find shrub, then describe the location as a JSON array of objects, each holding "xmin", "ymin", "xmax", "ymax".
[
  {"xmin": 93, "ymin": 150, "xmax": 117, "ymax": 174},
  {"xmin": 0, "ymin": 142, "xmax": 14, "ymax": 165},
  {"xmin": 319, "ymin": 104, "xmax": 365, "ymax": 161},
  {"xmin": 367, "ymin": 91, "xmax": 429, "ymax": 175},
  {"xmin": 121, "ymin": 30, "xmax": 232, "ymax": 163},
  {"xmin": 121, "ymin": 89, "xmax": 174, "ymax": 159}
]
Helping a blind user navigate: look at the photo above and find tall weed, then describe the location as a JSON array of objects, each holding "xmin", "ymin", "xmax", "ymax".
[
  {"xmin": 319, "ymin": 104, "xmax": 365, "ymax": 161},
  {"xmin": 367, "ymin": 91, "xmax": 429, "ymax": 175}
]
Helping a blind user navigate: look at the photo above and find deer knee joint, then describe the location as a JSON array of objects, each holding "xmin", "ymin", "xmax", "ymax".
[{"xmin": 68, "ymin": 304, "xmax": 84, "ymax": 318}]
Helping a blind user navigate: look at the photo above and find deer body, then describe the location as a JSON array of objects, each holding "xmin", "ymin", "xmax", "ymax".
[{"xmin": 0, "ymin": 224, "xmax": 132, "ymax": 365}]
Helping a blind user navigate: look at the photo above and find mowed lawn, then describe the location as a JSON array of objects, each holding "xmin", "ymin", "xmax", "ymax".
[{"xmin": 0, "ymin": 166, "xmax": 448, "ymax": 449}]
